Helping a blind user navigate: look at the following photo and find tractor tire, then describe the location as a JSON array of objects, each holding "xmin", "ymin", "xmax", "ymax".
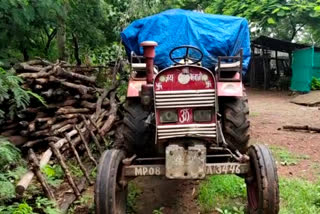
[
  {"xmin": 221, "ymin": 92, "xmax": 250, "ymax": 153},
  {"xmin": 123, "ymin": 100, "xmax": 153, "ymax": 155},
  {"xmin": 246, "ymin": 144, "xmax": 279, "ymax": 214},
  {"xmin": 95, "ymin": 149, "xmax": 127, "ymax": 214}
]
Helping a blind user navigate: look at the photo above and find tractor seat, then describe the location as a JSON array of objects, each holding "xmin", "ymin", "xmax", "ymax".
[
  {"xmin": 131, "ymin": 63, "xmax": 159, "ymax": 73},
  {"xmin": 215, "ymin": 61, "xmax": 241, "ymax": 71}
]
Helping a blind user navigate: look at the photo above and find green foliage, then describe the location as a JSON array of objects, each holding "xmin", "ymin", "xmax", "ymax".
[
  {"xmin": 68, "ymin": 193, "xmax": 94, "ymax": 214},
  {"xmin": 0, "ymin": 197, "xmax": 61, "ymax": 214},
  {"xmin": 270, "ymin": 146, "xmax": 309, "ymax": 166},
  {"xmin": 280, "ymin": 178, "xmax": 320, "ymax": 214},
  {"xmin": 127, "ymin": 182, "xmax": 142, "ymax": 214},
  {"xmin": 0, "ymin": 68, "xmax": 46, "ymax": 119},
  {"xmin": 0, "ymin": 137, "xmax": 22, "ymax": 169},
  {"xmin": 197, "ymin": 175, "xmax": 246, "ymax": 213},
  {"xmin": 67, "ymin": 161, "xmax": 83, "ymax": 177},
  {"xmin": 311, "ymin": 77, "xmax": 320, "ymax": 90},
  {"xmin": 35, "ymin": 197, "xmax": 61, "ymax": 214},
  {"xmin": 152, "ymin": 207, "xmax": 164, "ymax": 214},
  {"xmin": 41, "ymin": 164, "xmax": 64, "ymax": 187}
]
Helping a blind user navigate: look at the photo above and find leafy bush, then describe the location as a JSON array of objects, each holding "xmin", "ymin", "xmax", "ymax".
[
  {"xmin": 311, "ymin": 77, "xmax": 320, "ymax": 90},
  {"xmin": 0, "ymin": 137, "xmax": 22, "ymax": 170},
  {"xmin": 0, "ymin": 67, "xmax": 46, "ymax": 120},
  {"xmin": 41, "ymin": 164, "xmax": 64, "ymax": 187}
]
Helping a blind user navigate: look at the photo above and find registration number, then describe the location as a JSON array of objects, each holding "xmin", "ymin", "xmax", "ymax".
[{"xmin": 206, "ymin": 163, "xmax": 242, "ymax": 175}]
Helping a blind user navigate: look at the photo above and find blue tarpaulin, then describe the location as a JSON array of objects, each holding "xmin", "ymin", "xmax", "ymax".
[{"xmin": 121, "ymin": 9, "xmax": 251, "ymax": 73}]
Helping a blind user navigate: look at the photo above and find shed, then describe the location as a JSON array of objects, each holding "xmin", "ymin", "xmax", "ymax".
[
  {"xmin": 291, "ymin": 47, "xmax": 320, "ymax": 92},
  {"xmin": 249, "ymin": 36, "xmax": 320, "ymax": 90}
]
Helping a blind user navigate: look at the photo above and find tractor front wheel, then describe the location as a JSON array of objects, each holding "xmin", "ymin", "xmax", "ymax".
[
  {"xmin": 246, "ymin": 144, "xmax": 279, "ymax": 214},
  {"xmin": 95, "ymin": 149, "xmax": 127, "ymax": 214},
  {"xmin": 221, "ymin": 92, "xmax": 250, "ymax": 153}
]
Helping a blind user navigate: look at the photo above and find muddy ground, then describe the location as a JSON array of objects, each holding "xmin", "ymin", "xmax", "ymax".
[{"xmin": 133, "ymin": 88, "xmax": 320, "ymax": 214}]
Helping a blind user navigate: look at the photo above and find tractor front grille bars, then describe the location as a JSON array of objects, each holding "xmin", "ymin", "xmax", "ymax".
[{"xmin": 155, "ymin": 89, "xmax": 215, "ymax": 109}]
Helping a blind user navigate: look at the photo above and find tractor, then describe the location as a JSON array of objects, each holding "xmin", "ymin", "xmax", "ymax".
[{"xmin": 95, "ymin": 9, "xmax": 279, "ymax": 214}]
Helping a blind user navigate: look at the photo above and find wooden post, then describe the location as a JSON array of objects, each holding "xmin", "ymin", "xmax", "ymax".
[
  {"xmin": 28, "ymin": 149, "xmax": 56, "ymax": 200},
  {"xmin": 49, "ymin": 142, "xmax": 81, "ymax": 198},
  {"xmin": 74, "ymin": 125, "xmax": 97, "ymax": 166},
  {"xmin": 64, "ymin": 134, "xmax": 93, "ymax": 185}
]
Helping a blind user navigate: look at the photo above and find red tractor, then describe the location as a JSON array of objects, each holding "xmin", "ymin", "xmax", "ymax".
[{"xmin": 95, "ymin": 41, "xmax": 279, "ymax": 213}]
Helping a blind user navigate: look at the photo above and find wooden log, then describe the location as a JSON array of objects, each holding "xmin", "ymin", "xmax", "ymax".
[
  {"xmin": 18, "ymin": 68, "xmax": 55, "ymax": 78},
  {"xmin": 49, "ymin": 76, "xmax": 102, "ymax": 94},
  {"xmin": 53, "ymin": 124, "xmax": 73, "ymax": 135},
  {"xmin": 59, "ymin": 178, "xmax": 86, "ymax": 212},
  {"xmin": 57, "ymin": 107, "xmax": 90, "ymax": 115},
  {"xmin": 75, "ymin": 125, "xmax": 97, "ymax": 166},
  {"xmin": 82, "ymin": 117, "xmax": 103, "ymax": 154},
  {"xmin": 96, "ymin": 89, "xmax": 108, "ymax": 115},
  {"xmin": 23, "ymin": 137, "xmax": 60, "ymax": 148},
  {"xmin": 51, "ymin": 118, "xmax": 78, "ymax": 132},
  {"xmin": 35, "ymin": 78, "xmax": 49, "ymax": 84},
  {"xmin": 65, "ymin": 134, "xmax": 93, "ymax": 185},
  {"xmin": 100, "ymin": 91, "xmax": 118, "ymax": 136},
  {"xmin": 16, "ymin": 109, "xmax": 105, "ymax": 195},
  {"xmin": 56, "ymin": 114, "xmax": 80, "ymax": 120},
  {"xmin": 28, "ymin": 149, "xmax": 55, "ymax": 200},
  {"xmin": 282, "ymin": 125, "xmax": 320, "ymax": 133},
  {"xmin": 16, "ymin": 122, "xmax": 88, "ymax": 195},
  {"xmin": 49, "ymin": 142, "xmax": 81, "ymax": 198},
  {"xmin": 57, "ymin": 68, "xmax": 96, "ymax": 84},
  {"xmin": 7, "ymin": 136, "xmax": 28, "ymax": 146},
  {"xmin": 31, "ymin": 129, "xmax": 51, "ymax": 137}
]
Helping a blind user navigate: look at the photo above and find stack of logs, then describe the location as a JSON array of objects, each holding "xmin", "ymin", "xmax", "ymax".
[
  {"xmin": 0, "ymin": 59, "xmax": 110, "ymax": 148},
  {"xmin": 0, "ymin": 59, "xmax": 121, "ymax": 210}
]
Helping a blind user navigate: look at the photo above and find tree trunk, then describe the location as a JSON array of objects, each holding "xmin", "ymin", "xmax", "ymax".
[
  {"xmin": 72, "ymin": 33, "xmax": 81, "ymax": 65},
  {"xmin": 57, "ymin": 16, "xmax": 67, "ymax": 61}
]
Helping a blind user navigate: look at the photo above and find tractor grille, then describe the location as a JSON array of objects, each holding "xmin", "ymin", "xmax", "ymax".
[
  {"xmin": 155, "ymin": 89, "xmax": 215, "ymax": 109},
  {"xmin": 157, "ymin": 124, "xmax": 216, "ymax": 139},
  {"xmin": 155, "ymin": 89, "xmax": 216, "ymax": 140}
]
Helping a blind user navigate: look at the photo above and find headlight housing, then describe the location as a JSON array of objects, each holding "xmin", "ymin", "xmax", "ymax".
[
  {"xmin": 193, "ymin": 109, "xmax": 212, "ymax": 122},
  {"xmin": 160, "ymin": 110, "xmax": 178, "ymax": 123}
]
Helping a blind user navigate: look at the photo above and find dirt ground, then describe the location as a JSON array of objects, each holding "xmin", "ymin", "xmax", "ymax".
[{"xmin": 133, "ymin": 88, "xmax": 320, "ymax": 214}]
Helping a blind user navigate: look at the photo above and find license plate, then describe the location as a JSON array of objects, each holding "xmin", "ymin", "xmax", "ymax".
[{"xmin": 205, "ymin": 163, "xmax": 248, "ymax": 175}]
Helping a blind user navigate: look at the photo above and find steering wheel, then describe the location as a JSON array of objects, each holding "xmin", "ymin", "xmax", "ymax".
[{"xmin": 169, "ymin": 45, "xmax": 203, "ymax": 65}]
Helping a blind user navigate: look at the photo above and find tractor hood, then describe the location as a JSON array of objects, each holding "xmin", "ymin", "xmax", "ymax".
[{"xmin": 121, "ymin": 9, "xmax": 251, "ymax": 73}]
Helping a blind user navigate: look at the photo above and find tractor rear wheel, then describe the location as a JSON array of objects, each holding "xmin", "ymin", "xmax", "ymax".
[
  {"xmin": 246, "ymin": 144, "xmax": 279, "ymax": 214},
  {"xmin": 123, "ymin": 100, "xmax": 154, "ymax": 155},
  {"xmin": 221, "ymin": 92, "xmax": 250, "ymax": 153},
  {"xmin": 95, "ymin": 149, "xmax": 127, "ymax": 214}
]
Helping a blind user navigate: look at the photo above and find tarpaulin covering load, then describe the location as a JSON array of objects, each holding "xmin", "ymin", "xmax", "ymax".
[{"xmin": 121, "ymin": 9, "xmax": 251, "ymax": 73}]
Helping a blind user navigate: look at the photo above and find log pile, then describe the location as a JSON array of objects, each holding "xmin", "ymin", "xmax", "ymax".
[
  {"xmin": 0, "ymin": 59, "xmax": 123, "ymax": 210},
  {"xmin": 0, "ymin": 60, "xmax": 110, "ymax": 147}
]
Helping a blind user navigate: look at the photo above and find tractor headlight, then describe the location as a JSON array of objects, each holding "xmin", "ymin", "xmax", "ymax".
[
  {"xmin": 193, "ymin": 110, "xmax": 212, "ymax": 122},
  {"xmin": 160, "ymin": 110, "xmax": 178, "ymax": 123}
]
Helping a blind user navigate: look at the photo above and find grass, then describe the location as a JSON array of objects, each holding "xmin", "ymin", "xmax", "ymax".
[
  {"xmin": 127, "ymin": 182, "xmax": 142, "ymax": 214},
  {"xmin": 197, "ymin": 175, "xmax": 320, "ymax": 214},
  {"xmin": 197, "ymin": 175, "xmax": 246, "ymax": 213},
  {"xmin": 270, "ymin": 145, "xmax": 309, "ymax": 166}
]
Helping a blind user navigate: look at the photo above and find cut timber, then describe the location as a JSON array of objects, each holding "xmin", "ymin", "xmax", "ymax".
[
  {"xmin": 75, "ymin": 125, "xmax": 97, "ymax": 166},
  {"xmin": 49, "ymin": 142, "xmax": 81, "ymax": 198},
  {"xmin": 57, "ymin": 68, "xmax": 96, "ymax": 83},
  {"xmin": 283, "ymin": 125, "xmax": 320, "ymax": 133},
  {"xmin": 28, "ymin": 149, "xmax": 55, "ymax": 200},
  {"xmin": 291, "ymin": 91, "xmax": 320, "ymax": 106},
  {"xmin": 100, "ymin": 91, "xmax": 118, "ymax": 136},
  {"xmin": 65, "ymin": 134, "xmax": 93, "ymax": 185},
  {"xmin": 57, "ymin": 107, "xmax": 90, "ymax": 115}
]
